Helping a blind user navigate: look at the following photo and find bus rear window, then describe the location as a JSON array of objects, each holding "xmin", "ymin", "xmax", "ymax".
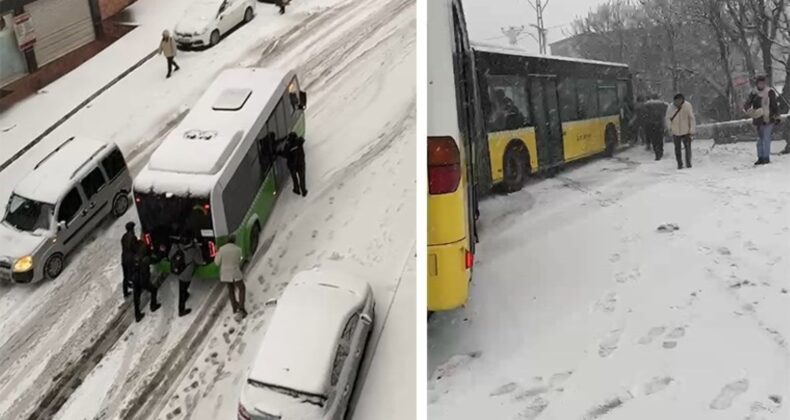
[{"xmin": 134, "ymin": 193, "xmax": 214, "ymax": 259}]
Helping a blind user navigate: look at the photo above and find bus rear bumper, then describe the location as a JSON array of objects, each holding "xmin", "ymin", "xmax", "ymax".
[{"xmin": 427, "ymin": 239, "xmax": 470, "ymax": 312}]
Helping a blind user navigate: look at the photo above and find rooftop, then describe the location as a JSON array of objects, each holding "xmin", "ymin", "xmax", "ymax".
[{"xmin": 15, "ymin": 137, "xmax": 109, "ymax": 204}]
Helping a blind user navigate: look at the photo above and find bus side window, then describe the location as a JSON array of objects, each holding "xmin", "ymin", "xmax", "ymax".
[
  {"xmin": 256, "ymin": 131, "xmax": 275, "ymax": 174},
  {"xmin": 577, "ymin": 79, "xmax": 599, "ymax": 120},
  {"xmin": 223, "ymin": 144, "xmax": 263, "ymax": 233},
  {"xmin": 276, "ymin": 97, "xmax": 291, "ymax": 138},
  {"xmin": 486, "ymin": 74, "xmax": 530, "ymax": 132},
  {"xmin": 558, "ymin": 78, "xmax": 578, "ymax": 122}
]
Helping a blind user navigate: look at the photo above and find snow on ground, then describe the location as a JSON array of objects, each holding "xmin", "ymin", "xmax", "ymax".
[
  {"xmin": 0, "ymin": 0, "xmax": 414, "ymax": 418},
  {"xmin": 428, "ymin": 141, "xmax": 790, "ymax": 420}
]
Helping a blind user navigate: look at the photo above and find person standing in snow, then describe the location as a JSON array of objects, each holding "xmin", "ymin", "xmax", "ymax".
[
  {"xmin": 744, "ymin": 75, "xmax": 781, "ymax": 165},
  {"xmin": 121, "ymin": 222, "xmax": 138, "ymax": 298},
  {"xmin": 665, "ymin": 93, "xmax": 696, "ymax": 169},
  {"xmin": 215, "ymin": 235, "xmax": 247, "ymax": 319},
  {"xmin": 275, "ymin": 0, "xmax": 287, "ymax": 14},
  {"xmin": 643, "ymin": 95, "xmax": 668, "ymax": 160},
  {"xmin": 132, "ymin": 242, "xmax": 161, "ymax": 322},
  {"xmin": 169, "ymin": 235, "xmax": 202, "ymax": 317},
  {"xmin": 158, "ymin": 30, "xmax": 180, "ymax": 79},
  {"xmin": 278, "ymin": 132, "xmax": 308, "ymax": 197}
]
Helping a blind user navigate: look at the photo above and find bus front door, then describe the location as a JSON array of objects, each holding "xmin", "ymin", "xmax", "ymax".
[{"xmin": 531, "ymin": 77, "xmax": 564, "ymax": 169}]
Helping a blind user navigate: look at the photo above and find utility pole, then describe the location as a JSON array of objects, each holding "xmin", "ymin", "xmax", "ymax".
[
  {"xmin": 528, "ymin": 0, "xmax": 550, "ymax": 54},
  {"xmin": 501, "ymin": 26, "xmax": 525, "ymax": 46}
]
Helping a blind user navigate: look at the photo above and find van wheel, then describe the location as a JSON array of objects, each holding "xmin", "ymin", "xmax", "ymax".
[
  {"xmin": 210, "ymin": 30, "xmax": 220, "ymax": 47},
  {"xmin": 112, "ymin": 193, "xmax": 130, "ymax": 217},
  {"xmin": 45, "ymin": 253, "xmax": 64, "ymax": 279},
  {"xmin": 604, "ymin": 125, "xmax": 618, "ymax": 157},
  {"xmin": 244, "ymin": 7, "xmax": 254, "ymax": 22},
  {"xmin": 249, "ymin": 222, "xmax": 261, "ymax": 256},
  {"xmin": 503, "ymin": 142, "xmax": 529, "ymax": 192}
]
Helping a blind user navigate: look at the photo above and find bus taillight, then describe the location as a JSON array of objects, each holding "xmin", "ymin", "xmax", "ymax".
[
  {"xmin": 143, "ymin": 233, "xmax": 152, "ymax": 248},
  {"xmin": 465, "ymin": 250, "xmax": 474, "ymax": 269},
  {"xmin": 208, "ymin": 240, "xmax": 217, "ymax": 258},
  {"xmin": 428, "ymin": 136, "xmax": 461, "ymax": 194}
]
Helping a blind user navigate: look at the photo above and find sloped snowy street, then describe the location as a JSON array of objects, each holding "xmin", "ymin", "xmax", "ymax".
[
  {"xmin": 428, "ymin": 141, "xmax": 789, "ymax": 420},
  {"xmin": 0, "ymin": 0, "xmax": 414, "ymax": 418}
]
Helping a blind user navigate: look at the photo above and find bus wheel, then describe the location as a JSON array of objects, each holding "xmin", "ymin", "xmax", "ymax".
[
  {"xmin": 503, "ymin": 142, "xmax": 529, "ymax": 192},
  {"xmin": 604, "ymin": 125, "xmax": 618, "ymax": 157},
  {"xmin": 249, "ymin": 222, "xmax": 261, "ymax": 256}
]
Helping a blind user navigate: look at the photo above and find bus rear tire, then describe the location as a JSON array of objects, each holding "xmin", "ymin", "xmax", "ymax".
[
  {"xmin": 249, "ymin": 222, "xmax": 261, "ymax": 256},
  {"xmin": 604, "ymin": 125, "xmax": 618, "ymax": 157},
  {"xmin": 503, "ymin": 142, "xmax": 529, "ymax": 193}
]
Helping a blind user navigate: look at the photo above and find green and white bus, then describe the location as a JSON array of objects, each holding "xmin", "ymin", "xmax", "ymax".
[{"xmin": 134, "ymin": 67, "xmax": 307, "ymax": 278}]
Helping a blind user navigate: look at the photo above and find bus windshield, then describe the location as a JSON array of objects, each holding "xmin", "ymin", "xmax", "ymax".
[{"xmin": 135, "ymin": 192, "xmax": 214, "ymax": 260}]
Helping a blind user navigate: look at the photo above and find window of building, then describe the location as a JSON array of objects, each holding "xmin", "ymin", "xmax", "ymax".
[
  {"xmin": 486, "ymin": 74, "xmax": 530, "ymax": 132},
  {"xmin": 80, "ymin": 167, "xmax": 106, "ymax": 200}
]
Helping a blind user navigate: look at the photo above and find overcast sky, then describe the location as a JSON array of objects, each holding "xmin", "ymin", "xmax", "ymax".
[{"xmin": 463, "ymin": 0, "xmax": 611, "ymax": 52}]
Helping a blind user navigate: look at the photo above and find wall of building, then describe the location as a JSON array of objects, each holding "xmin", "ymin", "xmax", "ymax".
[{"xmin": 98, "ymin": 0, "xmax": 133, "ymax": 20}]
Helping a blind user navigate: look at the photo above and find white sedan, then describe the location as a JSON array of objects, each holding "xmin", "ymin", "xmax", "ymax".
[
  {"xmin": 173, "ymin": 0, "xmax": 256, "ymax": 49},
  {"xmin": 238, "ymin": 269, "xmax": 375, "ymax": 420}
]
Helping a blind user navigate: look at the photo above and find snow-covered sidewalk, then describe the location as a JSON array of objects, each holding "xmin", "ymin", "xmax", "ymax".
[{"xmin": 428, "ymin": 141, "xmax": 789, "ymax": 420}]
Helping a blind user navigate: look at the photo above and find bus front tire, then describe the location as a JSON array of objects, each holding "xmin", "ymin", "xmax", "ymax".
[
  {"xmin": 604, "ymin": 125, "xmax": 618, "ymax": 157},
  {"xmin": 503, "ymin": 142, "xmax": 529, "ymax": 192}
]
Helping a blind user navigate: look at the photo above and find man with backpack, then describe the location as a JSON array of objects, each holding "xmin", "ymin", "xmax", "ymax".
[
  {"xmin": 169, "ymin": 235, "xmax": 202, "ymax": 317},
  {"xmin": 665, "ymin": 93, "xmax": 696, "ymax": 169},
  {"xmin": 744, "ymin": 75, "xmax": 781, "ymax": 165}
]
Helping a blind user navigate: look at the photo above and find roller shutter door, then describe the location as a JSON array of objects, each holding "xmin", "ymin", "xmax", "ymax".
[{"xmin": 26, "ymin": 0, "xmax": 95, "ymax": 66}]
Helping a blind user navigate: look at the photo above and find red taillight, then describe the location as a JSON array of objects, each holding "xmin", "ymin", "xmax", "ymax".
[
  {"xmin": 465, "ymin": 250, "xmax": 474, "ymax": 269},
  {"xmin": 428, "ymin": 136, "xmax": 461, "ymax": 194},
  {"xmin": 238, "ymin": 403, "xmax": 251, "ymax": 420},
  {"xmin": 203, "ymin": 204, "xmax": 210, "ymax": 210},
  {"xmin": 135, "ymin": 196, "xmax": 141, "ymax": 203},
  {"xmin": 143, "ymin": 233, "xmax": 152, "ymax": 248},
  {"xmin": 208, "ymin": 241, "xmax": 217, "ymax": 258}
]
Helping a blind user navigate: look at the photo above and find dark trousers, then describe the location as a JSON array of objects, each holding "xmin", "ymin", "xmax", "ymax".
[
  {"xmin": 673, "ymin": 135, "xmax": 692, "ymax": 168},
  {"xmin": 227, "ymin": 281, "xmax": 246, "ymax": 313},
  {"xmin": 288, "ymin": 163, "xmax": 307, "ymax": 195},
  {"xmin": 645, "ymin": 125, "xmax": 663, "ymax": 159},
  {"xmin": 276, "ymin": 0, "xmax": 285, "ymax": 13},
  {"xmin": 166, "ymin": 57, "xmax": 180, "ymax": 77},
  {"xmin": 133, "ymin": 275, "xmax": 159, "ymax": 317},
  {"xmin": 122, "ymin": 261, "xmax": 134, "ymax": 295},
  {"xmin": 178, "ymin": 280, "xmax": 191, "ymax": 314}
]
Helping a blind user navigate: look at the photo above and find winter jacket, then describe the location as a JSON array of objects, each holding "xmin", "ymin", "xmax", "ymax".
[
  {"xmin": 279, "ymin": 134, "xmax": 306, "ymax": 168},
  {"xmin": 642, "ymin": 100, "xmax": 668, "ymax": 129},
  {"xmin": 665, "ymin": 101, "xmax": 696, "ymax": 137},
  {"xmin": 159, "ymin": 36, "xmax": 177, "ymax": 58},
  {"xmin": 214, "ymin": 242, "xmax": 244, "ymax": 283},
  {"xmin": 169, "ymin": 241, "xmax": 200, "ymax": 282},
  {"xmin": 744, "ymin": 88, "xmax": 780, "ymax": 126},
  {"xmin": 121, "ymin": 232, "xmax": 139, "ymax": 265},
  {"xmin": 133, "ymin": 244, "xmax": 152, "ymax": 286}
]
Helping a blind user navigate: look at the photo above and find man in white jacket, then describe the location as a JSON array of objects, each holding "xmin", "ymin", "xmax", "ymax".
[
  {"xmin": 215, "ymin": 235, "xmax": 247, "ymax": 318},
  {"xmin": 665, "ymin": 93, "xmax": 696, "ymax": 169}
]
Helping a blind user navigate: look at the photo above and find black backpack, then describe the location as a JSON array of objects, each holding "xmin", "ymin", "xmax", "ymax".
[{"xmin": 171, "ymin": 248, "xmax": 186, "ymax": 274}]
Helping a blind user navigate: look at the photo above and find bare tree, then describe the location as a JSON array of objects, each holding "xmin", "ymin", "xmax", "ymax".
[{"xmin": 746, "ymin": 0, "xmax": 786, "ymax": 84}]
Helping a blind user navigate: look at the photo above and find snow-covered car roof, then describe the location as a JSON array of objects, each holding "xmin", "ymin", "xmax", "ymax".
[
  {"xmin": 14, "ymin": 137, "xmax": 111, "ymax": 204},
  {"xmin": 135, "ymin": 67, "xmax": 293, "ymax": 197},
  {"xmin": 248, "ymin": 270, "xmax": 371, "ymax": 396},
  {"xmin": 472, "ymin": 42, "xmax": 629, "ymax": 68}
]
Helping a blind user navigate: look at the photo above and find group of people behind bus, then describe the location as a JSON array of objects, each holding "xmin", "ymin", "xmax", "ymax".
[{"xmin": 633, "ymin": 75, "xmax": 789, "ymax": 168}]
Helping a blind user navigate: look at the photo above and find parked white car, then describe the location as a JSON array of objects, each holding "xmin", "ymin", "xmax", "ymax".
[
  {"xmin": 173, "ymin": 0, "xmax": 256, "ymax": 49},
  {"xmin": 238, "ymin": 269, "xmax": 375, "ymax": 420}
]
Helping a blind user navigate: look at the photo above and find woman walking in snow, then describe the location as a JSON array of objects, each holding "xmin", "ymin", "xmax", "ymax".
[{"xmin": 158, "ymin": 30, "xmax": 180, "ymax": 79}]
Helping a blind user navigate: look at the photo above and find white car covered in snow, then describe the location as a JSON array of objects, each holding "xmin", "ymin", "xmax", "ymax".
[
  {"xmin": 0, "ymin": 137, "xmax": 132, "ymax": 283},
  {"xmin": 173, "ymin": 0, "xmax": 256, "ymax": 49},
  {"xmin": 238, "ymin": 270, "xmax": 375, "ymax": 420}
]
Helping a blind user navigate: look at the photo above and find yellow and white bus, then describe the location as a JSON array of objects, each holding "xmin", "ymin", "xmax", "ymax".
[{"xmin": 427, "ymin": 0, "xmax": 634, "ymax": 312}]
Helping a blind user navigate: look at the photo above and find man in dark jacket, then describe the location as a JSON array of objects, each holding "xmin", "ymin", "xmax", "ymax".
[
  {"xmin": 744, "ymin": 75, "xmax": 780, "ymax": 165},
  {"xmin": 121, "ymin": 222, "xmax": 138, "ymax": 298},
  {"xmin": 169, "ymin": 235, "xmax": 202, "ymax": 317},
  {"xmin": 279, "ymin": 132, "xmax": 307, "ymax": 196},
  {"xmin": 643, "ymin": 96, "xmax": 669, "ymax": 160},
  {"xmin": 132, "ymin": 242, "xmax": 161, "ymax": 322}
]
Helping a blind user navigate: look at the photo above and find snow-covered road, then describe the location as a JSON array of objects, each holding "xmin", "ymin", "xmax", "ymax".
[
  {"xmin": 428, "ymin": 141, "xmax": 789, "ymax": 420},
  {"xmin": 0, "ymin": 0, "xmax": 415, "ymax": 418}
]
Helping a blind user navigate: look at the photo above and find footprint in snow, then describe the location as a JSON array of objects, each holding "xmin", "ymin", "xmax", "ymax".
[
  {"xmin": 599, "ymin": 329, "xmax": 623, "ymax": 358},
  {"xmin": 490, "ymin": 382, "xmax": 518, "ymax": 397},
  {"xmin": 643, "ymin": 376, "xmax": 673, "ymax": 396},
  {"xmin": 638, "ymin": 326, "xmax": 666, "ymax": 345},
  {"xmin": 710, "ymin": 379, "xmax": 749, "ymax": 410},
  {"xmin": 515, "ymin": 397, "xmax": 549, "ymax": 420},
  {"xmin": 594, "ymin": 292, "xmax": 618, "ymax": 313},
  {"xmin": 512, "ymin": 386, "xmax": 549, "ymax": 402}
]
